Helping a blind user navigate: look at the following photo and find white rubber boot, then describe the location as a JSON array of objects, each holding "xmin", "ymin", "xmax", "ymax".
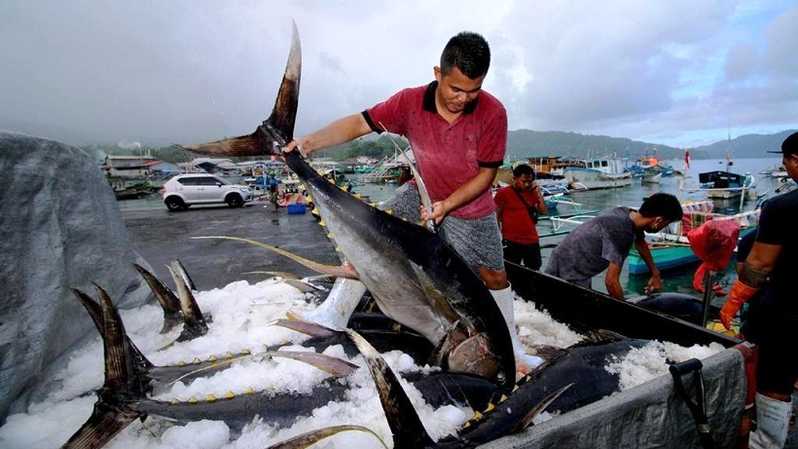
[
  {"xmin": 300, "ymin": 278, "xmax": 367, "ymax": 330},
  {"xmin": 490, "ymin": 285, "xmax": 544, "ymax": 372},
  {"xmin": 749, "ymin": 393, "xmax": 792, "ymax": 449}
]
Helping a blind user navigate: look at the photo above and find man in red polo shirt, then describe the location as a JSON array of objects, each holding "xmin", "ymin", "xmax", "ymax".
[
  {"xmin": 495, "ymin": 163, "xmax": 548, "ymax": 270},
  {"xmin": 284, "ymin": 32, "xmax": 541, "ymax": 372}
]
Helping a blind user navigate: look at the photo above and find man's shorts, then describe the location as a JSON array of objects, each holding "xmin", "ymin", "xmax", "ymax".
[
  {"xmin": 382, "ymin": 182, "xmax": 504, "ymax": 273},
  {"xmin": 744, "ymin": 298, "xmax": 798, "ymax": 394}
]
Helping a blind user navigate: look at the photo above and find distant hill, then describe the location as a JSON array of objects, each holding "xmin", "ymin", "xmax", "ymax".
[
  {"xmin": 505, "ymin": 129, "xmax": 796, "ymax": 162},
  {"xmin": 692, "ymin": 129, "xmax": 796, "ymax": 159},
  {"xmin": 506, "ymin": 130, "xmax": 684, "ymax": 161}
]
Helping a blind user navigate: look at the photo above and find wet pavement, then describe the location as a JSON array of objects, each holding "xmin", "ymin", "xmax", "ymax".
[{"xmin": 123, "ymin": 201, "xmax": 339, "ymax": 291}]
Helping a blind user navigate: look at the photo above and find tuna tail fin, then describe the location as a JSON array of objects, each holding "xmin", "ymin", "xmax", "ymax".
[
  {"xmin": 346, "ymin": 330, "xmax": 436, "ymax": 449},
  {"xmin": 71, "ymin": 288, "xmax": 154, "ymax": 373},
  {"xmin": 62, "ymin": 286, "xmax": 150, "ymax": 449},
  {"xmin": 167, "ymin": 262, "xmax": 209, "ymax": 341},
  {"xmin": 264, "ymin": 425, "xmax": 389, "ymax": 449},
  {"xmin": 179, "ymin": 21, "xmax": 300, "ymax": 157},
  {"xmin": 172, "ymin": 258, "xmax": 197, "ymax": 291},
  {"xmin": 132, "ymin": 264, "xmax": 182, "ymax": 333}
]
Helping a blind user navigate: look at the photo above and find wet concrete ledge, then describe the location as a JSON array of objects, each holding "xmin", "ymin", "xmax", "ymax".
[{"xmin": 123, "ymin": 202, "xmax": 339, "ymax": 291}]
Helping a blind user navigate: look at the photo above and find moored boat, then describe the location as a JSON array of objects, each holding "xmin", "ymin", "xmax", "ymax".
[{"xmin": 562, "ymin": 156, "xmax": 632, "ymax": 190}]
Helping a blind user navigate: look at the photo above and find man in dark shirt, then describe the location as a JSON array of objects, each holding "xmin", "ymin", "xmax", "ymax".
[
  {"xmin": 720, "ymin": 132, "xmax": 798, "ymax": 449},
  {"xmin": 544, "ymin": 193, "xmax": 683, "ymax": 299}
]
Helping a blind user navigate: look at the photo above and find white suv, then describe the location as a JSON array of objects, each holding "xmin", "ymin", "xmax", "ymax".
[{"xmin": 161, "ymin": 174, "xmax": 252, "ymax": 211}]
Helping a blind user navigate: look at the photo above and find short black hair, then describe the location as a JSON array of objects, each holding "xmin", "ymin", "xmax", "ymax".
[
  {"xmin": 512, "ymin": 163, "xmax": 535, "ymax": 178},
  {"xmin": 440, "ymin": 32, "xmax": 491, "ymax": 79},
  {"xmin": 639, "ymin": 193, "xmax": 683, "ymax": 222},
  {"xmin": 783, "ymin": 131, "xmax": 798, "ymax": 156}
]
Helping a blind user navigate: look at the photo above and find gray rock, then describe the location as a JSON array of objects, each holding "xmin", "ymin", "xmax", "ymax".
[{"xmin": 0, "ymin": 133, "xmax": 151, "ymax": 422}]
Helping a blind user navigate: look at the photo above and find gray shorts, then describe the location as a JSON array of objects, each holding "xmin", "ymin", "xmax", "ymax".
[{"xmin": 382, "ymin": 183, "xmax": 505, "ymax": 273}]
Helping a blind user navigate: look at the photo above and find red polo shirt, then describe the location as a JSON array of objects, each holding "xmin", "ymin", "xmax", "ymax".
[
  {"xmin": 494, "ymin": 186, "xmax": 541, "ymax": 244},
  {"xmin": 363, "ymin": 82, "xmax": 507, "ymax": 219}
]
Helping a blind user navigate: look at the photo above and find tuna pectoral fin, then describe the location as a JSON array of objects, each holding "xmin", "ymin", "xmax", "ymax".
[
  {"xmin": 61, "ymin": 403, "xmax": 141, "ymax": 449},
  {"xmin": 133, "ymin": 263, "xmax": 182, "ymax": 334},
  {"xmin": 346, "ymin": 330, "xmax": 435, "ymax": 449},
  {"xmin": 192, "ymin": 236, "xmax": 359, "ymax": 279},
  {"xmin": 512, "ymin": 383, "xmax": 573, "ymax": 433},
  {"xmin": 265, "ymin": 425, "xmax": 389, "ymax": 449},
  {"xmin": 167, "ymin": 262, "xmax": 208, "ymax": 341},
  {"xmin": 273, "ymin": 318, "xmax": 339, "ymax": 338},
  {"xmin": 166, "ymin": 351, "xmax": 357, "ymax": 386}
]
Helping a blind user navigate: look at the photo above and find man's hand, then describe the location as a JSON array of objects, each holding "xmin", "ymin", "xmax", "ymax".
[
  {"xmin": 283, "ymin": 138, "xmax": 310, "ymax": 157},
  {"xmin": 644, "ymin": 271, "xmax": 662, "ymax": 294},
  {"xmin": 420, "ymin": 200, "xmax": 451, "ymax": 224}
]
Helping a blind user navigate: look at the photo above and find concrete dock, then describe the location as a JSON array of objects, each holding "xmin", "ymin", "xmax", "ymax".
[{"xmin": 123, "ymin": 202, "xmax": 339, "ymax": 290}]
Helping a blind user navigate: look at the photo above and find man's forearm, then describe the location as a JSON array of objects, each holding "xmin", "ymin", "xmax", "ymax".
[
  {"xmin": 299, "ymin": 114, "xmax": 371, "ymax": 154},
  {"xmin": 635, "ymin": 239, "xmax": 660, "ymax": 276},
  {"xmin": 442, "ymin": 167, "xmax": 496, "ymax": 212},
  {"xmin": 605, "ymin": 278, "xmax": 624, "ymax": 299}
]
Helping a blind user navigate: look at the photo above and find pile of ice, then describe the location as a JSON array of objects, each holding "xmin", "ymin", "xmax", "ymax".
[
  {"xmin": 605, "ymin": 340, "xmax": 725, "ymax": 391},
  {"xmin": 0, "ymin": 278, "xmax": 725, "ymax": 449},
  {"xmin": 0, "ymin": 278, "xmax": 468, "ymax": 449}
]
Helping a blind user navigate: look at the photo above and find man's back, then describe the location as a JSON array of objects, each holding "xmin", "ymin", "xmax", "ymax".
[{"xmin": 545, "ymin": 207, "xmax": 638, "ymax": 285}]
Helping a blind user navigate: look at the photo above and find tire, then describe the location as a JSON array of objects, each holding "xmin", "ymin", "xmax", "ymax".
[
  {"xmin": 165, "ymin": 196, "xmax": 186, "ymax": 212},
  {"xmin": 225, "ymin": 193, "xmax": 244, "ymax": 208}
]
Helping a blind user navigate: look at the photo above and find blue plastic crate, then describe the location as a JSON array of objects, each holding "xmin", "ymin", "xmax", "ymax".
[{"xmin": 287, "ymin": 203, "xmax": 306, "ymax": 215}]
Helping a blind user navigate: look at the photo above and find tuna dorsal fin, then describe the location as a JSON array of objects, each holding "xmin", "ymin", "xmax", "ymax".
[
  {"xmin": 179, "ymin": 21, "xmax": 300, "ymax": 156},
  {"xmin": 192, "ymin": 236, "xmax": 359, "ymax": 279},
  {"xmin": 346, "ymin": 330, "xmax": 435, "ymax": 449},
  {"xmin": 167, "ymin": 262, "xmax": 208, "ymax": 341},
  {"xmin": 574, "ymin": 328, "xmax": 627, "ymax": 347},
  {"xmin": 264, "ymin": 425, "xmax": 389, "ymax": 449},
  {"xmin": 132, "ymin": 263, "xmax": 182, "ymax": 333}
]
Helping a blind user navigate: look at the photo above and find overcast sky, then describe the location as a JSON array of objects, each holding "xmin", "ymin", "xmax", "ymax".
[{"xmin": 1, "ymin": 0, "xmax": 796, "ymax": 148}]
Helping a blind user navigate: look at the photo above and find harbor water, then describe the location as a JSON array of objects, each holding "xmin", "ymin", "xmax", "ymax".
[{"xmin": 118, "ymin": 157, "xmax": 785, "ymax": 299}]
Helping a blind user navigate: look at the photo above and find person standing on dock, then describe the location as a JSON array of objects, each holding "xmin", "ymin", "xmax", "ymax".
[
  {"xmin": 719, "ymin": 131, "xmax": 798, "ymax": 449},
  {"xmin": 544, "ymin": 193, "xmax": 683, "ymax": 300},
  {"xmin": 495, "ymin": 163, "xmax": 547, "ymax": 270},
  {"xmin": 284, "ymin": 32, "xmax": 541, "ymax": 373}
]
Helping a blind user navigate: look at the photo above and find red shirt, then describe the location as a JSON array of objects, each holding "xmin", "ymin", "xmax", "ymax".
[
  {"xmin": 363, "ymin": 82, "xmax": 507, "ymax": 219},
  {"xmin": 494, "ymin": 186, "xmax": 541, "ymax": 244}
]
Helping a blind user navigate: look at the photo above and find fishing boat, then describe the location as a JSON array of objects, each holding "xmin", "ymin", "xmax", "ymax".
[
  {"xmin": 641, "ymin": 170, "xmax": 662, "ymax": 184},
  {"xmin": 627, "ymin": 203, "xmax": 760, "ymax": 275},
  {"xmin": 562, "ymin": 156, "xmax": 632, "ymax": 190},
  {"xmin": 695, "ymin": 170, "xmax": 756, "ymax": 199}
]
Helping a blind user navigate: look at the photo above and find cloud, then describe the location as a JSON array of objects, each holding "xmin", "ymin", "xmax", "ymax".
[{"xmin": 0, "ymin": 0, "xmax": 795, "ymax": 147}]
